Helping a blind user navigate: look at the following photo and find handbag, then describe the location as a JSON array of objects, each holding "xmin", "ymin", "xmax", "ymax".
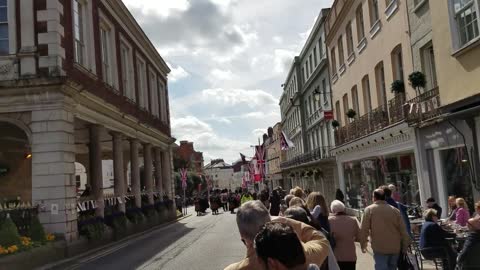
[{"xmin": 397, "ymin": 252, "xmax": 419, "ymax": 270}]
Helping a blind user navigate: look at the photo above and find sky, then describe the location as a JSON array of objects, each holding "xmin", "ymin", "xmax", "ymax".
[{"xmin": 123, "ymin": 0, "xmax": 333, "ymax": 164}]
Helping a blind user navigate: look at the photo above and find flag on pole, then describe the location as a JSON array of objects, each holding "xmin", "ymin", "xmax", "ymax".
[
  {"xmin": 280, "ymin": 131, "xmax": 295, "ymax": 150},
  {"xmin": 255, "ymin": 145, "xmax": 265, "ymax": 183},
  {"xmin": 180, "ymin": 168, "xmax": 188, "ymax": 190},
  {"xmin": 240, "ymin": 153, "xmax": 247, "ymax": 162}
]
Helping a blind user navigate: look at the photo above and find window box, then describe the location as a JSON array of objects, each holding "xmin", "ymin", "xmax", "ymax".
[
  {"xmin": 357, "ymin": 37, "xmax": 367, "ymax": 54},
  {"xmin": 339, "ymin": 64, "xmax": 346, "ymax": 75},
  {"xmin": 369, "ymin": 20, "xmax": 382, "ymax": 39},
  {"xmin": 413, "ymin": 0, "xmax": 428, "ymax": 13},
  {"xmin": 385, "ymin": 0, "xmax": 399, "ymax": 20},
  {"xmin": 347, "ymin": 52, "xmax": 356, "ymax": 66}
]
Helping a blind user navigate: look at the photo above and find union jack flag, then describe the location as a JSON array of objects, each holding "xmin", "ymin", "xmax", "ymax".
[
  {"xmin": 248, "ymin": 162, "xmax": 255, "ymax": 182},
  {"xmin": 180, "ymin": 168, "xmax": 188, "ymax": 190},
  {"xmin": 255, "ymin": 145, "xmax": 265, "ymax": 182}
]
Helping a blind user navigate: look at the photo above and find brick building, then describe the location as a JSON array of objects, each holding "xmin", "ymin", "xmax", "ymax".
[{"xmin": 174, "ymin": 141, "xmax": 204, "ymax": 174}]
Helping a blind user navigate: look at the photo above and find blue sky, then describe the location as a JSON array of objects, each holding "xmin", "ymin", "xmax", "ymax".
[{"xmin": 124, "ymin": 0, "xmax": 333, "ymax": 163}]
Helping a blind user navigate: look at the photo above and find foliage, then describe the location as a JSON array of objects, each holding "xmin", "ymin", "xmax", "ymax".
[
  {"xmin": 0, "ymin": 217, "xmax": 21, "ymax": 247},
  {"xmin": 78, "ymin": 216, "xmax": 106, "ymax": 240},
  {"xmin": 331, "ymin": 120, "xmax": 340, "ymax": 128},
  {"xmin": 408, "ymin": 71, "xmax": 426, "ymax": 90},
  {"xmin": 46, "ymin": 234, "xmax": 55, "ymax": 241},
  {"xmin": 126, "ymin": 207, "xmax": 145, "ymax": 224},
  {"xmin": 28, "ymin": 216, "xmax": 46, "ymax": 244},
  {"xmin": 174, "ymin": 172, "xmax": 205, "ymax": 198},
  {"xmin": 142, "ymin": 204, "xmax": 157, "ymax": 218},
  {"xmin": 105, "ymin": 212, "xmax": 128, "ymax": 235},
  {"xmin": 390, "ymin": 80, "xmax": 405, "ymax": 93},
  {"xmin": 346, "ymin": 109, "xmax": 357, "ymax": 119}
]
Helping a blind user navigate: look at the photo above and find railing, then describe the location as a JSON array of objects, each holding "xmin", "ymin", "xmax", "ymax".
[
  {"xmin": 306, "ymin": 108, "xmax": 323, "ymax": 127},
  {"xmin": 280, "ymin": 146, "xmax": 333, "ymax": 169},
  {"xmin": 334, "ymin": 93, "xmax": 406, "ymax": 145},
  {"xmin": 405, "ymin": 87, "xmax": 441, "ymax": 124}
]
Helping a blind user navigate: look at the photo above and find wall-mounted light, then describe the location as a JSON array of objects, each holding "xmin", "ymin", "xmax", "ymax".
[{"xmin": 25, "ymin": 153, "xmax": 32, "ymax": 159}]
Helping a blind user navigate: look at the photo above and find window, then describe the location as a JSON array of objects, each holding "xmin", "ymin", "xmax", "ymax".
[
  {"xmin": 149, "ymin": 71, "xmax": 159, "ymax": 116},
  {"xmin": 391, "ymin": 45, "xmax": 404, "ymax": 81},
  {"xmin": 351, "ymin": 86, "xmax": 360, "ymax": 116},
  {"xmin": 451, "ymin": 0, "xmax": 480, "ymax": 47},
  {"xmin": 158, "ymin": 80, "xmax": 167, "ymax": 122},
  {"xmin": 375, "ymin": 61, "xmax": 387, "ymax": 107},
  {"xmin": 0, "ymin": 0, "xmax": 8, "ymax": 55},
  {"xmin": 73, "ymin": 0, "xmax": 85, "ymax": 65},
  {"xmin": 343, "ymin": 94, "xmax": 349, "ymax": 124},
  {"xmin": 318, "ymin": 37, "xmax": 324, "ymax": 58},
  {"xmin": 421, "ymin": 42, "xmax": 438, "ymax": 90},
  {"xmin": 120, "ymin": 42, "xmax": 134, "ymax": 101},
  {"xmin": 322, "ymin": 79, "xmax": 328, "ymax": 104},
  {"xmin": 337, "ymin": 36, "xmax": 345, "ymax": 65},
  {"xmin": 100, "ymin": 25, "xmax": 112, "ymax": 86},
  {"xmin": 369, "ymin": 0, "xmax": 380, "ymax": 26},
  {"xmin": 330, "ymin": 47, "xmax": 337, "ymax": 73},
  {"xmin": 346, "ymin": 22, "xmax": 354, "ymax": 56},
  {"xmin": 356, "ymin": 4, "xmax": 366, "ymax": 41},
  {"xmin": 136, "ymin": 58, "xmax": 148, "ymax": 109},
  {"xmin": 362, "ymin": 75, "xmax": 372, "ymax": 112},
  {"xmin": 308, "ymin": 96, "xmax": 313, "ymax": 115},
  {"xmin": 306, "ymin": 61, "xmax": 310, "ymax": 77},
  {"xmin": 302, "ymin": 67, "xmax": 306, "ymax": 82},
  {"xmin": 335, "ymin": 101, "xmax": 341, "ymax": 125},
  {"xmin": 313, "ymin": 47, "xmax": 318, "ymax": 66},
  {"xmin": 309, "ymin": 54, "xmax": 314, "ymax": 73}
]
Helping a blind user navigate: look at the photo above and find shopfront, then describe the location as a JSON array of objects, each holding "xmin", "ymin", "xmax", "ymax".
[{"xmin": 334, "ymin": 123, "xmax": 424, "ymax": 210}]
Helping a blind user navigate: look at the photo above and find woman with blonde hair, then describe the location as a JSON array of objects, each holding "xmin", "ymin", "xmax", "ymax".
[
  {"xmin": 306, "ymin": 192, "xmax": 330, "ymax": 232},
  {"xmin": 448, "ymin": 195, "xmax": 458, "ymax": 221},
  {"xmin": 456, "ymin": 198, "xmax": 471, "ymax": 227}
]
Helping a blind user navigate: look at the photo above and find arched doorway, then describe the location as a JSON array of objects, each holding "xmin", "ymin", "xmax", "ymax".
[{"xmin": 0, "ymin": 121, "xmax": 32, "ymax": 202}]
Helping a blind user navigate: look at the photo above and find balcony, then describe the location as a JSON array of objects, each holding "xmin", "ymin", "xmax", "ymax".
[
  {"xmin": 334, "ymin": 93, "xmax": 406, "ymax": 146},
  {"xmin": 280, "ymin": 146, "xmax": 333, "ymax": 169},
  {"xmin": 405, "ymin": 87, "xmax": 441, "ymax": 124}
]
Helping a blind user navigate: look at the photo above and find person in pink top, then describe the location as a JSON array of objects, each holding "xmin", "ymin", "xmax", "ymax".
[{"xmin": 456, "ymin": 198, "xmax": 471, "ymax": 227}]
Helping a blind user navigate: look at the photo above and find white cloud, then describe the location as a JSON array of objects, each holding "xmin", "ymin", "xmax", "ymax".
[
  {"xmin": 210, "ymin": 69, "xmax": 234, "ymax": 81},
  {"xmin": 201, "ymin": 88, "xmax": 277, "ymax": 107},
  {"xmin": 273, "ymin": 36, "xmax": 283, "ymax": 44},
  {"xmin": 123, "ymin": 0, "xmax": 190, "ymax": 18},
  {"xmin": 274, "ymin": 49, "xmax": 296, "ymax": 73},
  {"xmin": 252, "ymin": 128, "xmax": 266, "ymax": 138},
  {"xmin": 167, "ymin": 62, "xmax": 190, "ymax": 82}
]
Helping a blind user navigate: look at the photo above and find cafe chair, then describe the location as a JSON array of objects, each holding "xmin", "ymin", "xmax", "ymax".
[
  {"xmin": 457, "ymin": 242, "xmax": 480, "ymax": 270},
  {"xmin": 419, "ymin": 247, "xmax": 452, "ymax": 270}
]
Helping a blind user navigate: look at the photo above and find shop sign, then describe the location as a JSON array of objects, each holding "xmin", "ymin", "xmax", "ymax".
[
  {"xmin": 0, "ymin": 165, "xmax": 9, "ymax": 177},
  {"xmin": 324, "ymin": 111, "xmax": 334, "ymax": 120}
]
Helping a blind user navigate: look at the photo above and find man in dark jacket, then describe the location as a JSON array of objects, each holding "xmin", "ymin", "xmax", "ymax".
[
  {"xmin": 381, "ymin": 185, "xmax": 412, "ymax": 237},
  {"xmin": 426, "ymin": 197, "xmax": 443, "ymax": 218},
  {"xmin": 420, "ymin": 209, "xmax": 457, "ymax": 270},
  {"xmin": 457, "ymin": 217, "xmax": 480, "ymax": 269}
]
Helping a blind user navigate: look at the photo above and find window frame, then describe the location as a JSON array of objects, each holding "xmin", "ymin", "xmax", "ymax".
[
  {"xmin": 0, "ymin": 0, "xmax": 8, "ymax": 56},
  {"xmin": 73, "ymin": 0, "xmax": 86, "ymax": 66},
  {"xmin": 99, "ymin": 21, "xmax": 114, "ymax": 87},
  {"xmin": 136, "ymin": 56, "xmax": 148, "ymax": 109},
  {"xmin": 421, "ymin": 42, "xmax": 438, "ymax": 91},
  {"xmin": 337, "ymin": 35, "xmax": 345, "ymax": 65},
  {"xmin": 369, "ymin": 0, "xmax": 380, "ymax": 27},
  {"xmin": 449, "ymin": 0, "xmax": 480, "ymax": 50},
  {"xmin": 120, "ymin": 39, "xmax": 135, "ymax": 101},
  {"xmin": 356, "ymin": 4, "xmax": 366, "ymax": 41},
  {"xmin": 346, "ymin": 21, "xmax": 355, "ymax": 56}
]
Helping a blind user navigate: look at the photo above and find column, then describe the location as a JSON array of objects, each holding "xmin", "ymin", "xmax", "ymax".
[
  {"xmin": 143, "ymin": 143, "xmax": 154, "ymax": 204},
  {"xmin": 89, "ymin": 125, "xmax": 104, "ymax": 217},
  {"xmin": 111, "ymin": 132, "xmax": 126, "ymax": 212},
  {"xmin": 19, "ymin": 0, "xmax": 36, "ymax": 76},
  {"xmin": 31, "ymin": 109, "xmax": 77, "ymax": 242},
  {"xmin": 130, "ymin": 139, "xmax": 141, "ymax": 208},
  {"xmin": 154, "ymin": 147, "xmax": 163, "ymax": 199},
  {"xmin": 162, "ymin": 149, "xmax": 173, "ymax": 199}
]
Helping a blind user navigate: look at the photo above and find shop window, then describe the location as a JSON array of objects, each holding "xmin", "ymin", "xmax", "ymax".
[
  {"xmin": 440, "ymin": 147, "xmax": 475, "ymax": 211},
  {"xmin": 0, "ymin": 0, "xmax": 8, "ymax": 55}
]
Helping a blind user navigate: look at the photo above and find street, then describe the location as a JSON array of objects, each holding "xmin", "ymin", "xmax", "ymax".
[{"xmin": 50, "ymin": 207, "xmax": 244, "ymax": 270}]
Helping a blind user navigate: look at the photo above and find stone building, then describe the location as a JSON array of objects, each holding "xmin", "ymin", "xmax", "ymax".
[
  {"xmin": 0, "ymin": 0, "xmax": 174, "ymax": 241},
  {"xmin": 203, "ymin": 159, "xmax": 234, "ymax": 190},
  {"xmin": 326, "ymin": 0, "xmax": 424, "ymax": 209},
  {"xmin": 405, "ymin": 0, "xmax": 480, "ymax": 214},
  {"xmin": 279, "ymin": 9, "xmax": 337, "ymax": 202},
  {"xmin": 265, "ymin": 123, "xmax": 286, "ymax": 189}
]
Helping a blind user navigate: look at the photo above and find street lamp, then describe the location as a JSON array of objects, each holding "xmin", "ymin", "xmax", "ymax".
[{"xmin": 313, "ymin": 89, "xmax": 332, "ymax": 102}]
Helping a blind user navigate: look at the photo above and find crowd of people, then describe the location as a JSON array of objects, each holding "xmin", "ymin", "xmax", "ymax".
[{"xmin": 188, "ymin": 184, "xmax": 480, "ymax": 269}]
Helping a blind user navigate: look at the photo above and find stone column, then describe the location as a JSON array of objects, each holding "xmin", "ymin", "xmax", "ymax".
[
  {"xmin": 31, "ymin": 109, "xmax": 77, "ymax": 242},
  {"xmin": 111, "ymin": 132, "xmax": 126, "ymax": 212},
  {"xmin": 154, "ymin": 147, "xmax": 163, "ymax": 199},
  {"xmin": 89, "ymin": 125, "xmax": 104, "ymax": 217},
  {"xmin": 143, "ymin": 143, "xmax": 154, "ymax": 204},
  {"xmin": 130, "ymin": 139, "xmax": 141, "ymax": 207},
  {"xmin": 162, "ymin": 149, "xmax": 173, "ymax": 199}
]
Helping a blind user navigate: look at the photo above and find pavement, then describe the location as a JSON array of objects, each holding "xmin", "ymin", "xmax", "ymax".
[{"xmin": 40, "ymin": 206, "xmax": 436, "ymax": 270}]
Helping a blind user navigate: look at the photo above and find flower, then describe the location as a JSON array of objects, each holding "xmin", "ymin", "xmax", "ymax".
[
  {"xmin": 7, "ymin": 245, "xmax": 18, "ymax": 254},
  {"xmin": 46, "ymin": 233, "xmax": 55, "ymax": 241},
  {"xmin": 0, "ymin": 246, "xmax": 8, "ymax": 255}
]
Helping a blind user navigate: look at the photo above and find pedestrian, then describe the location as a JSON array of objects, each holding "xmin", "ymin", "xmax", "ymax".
[
  {"xmin": 221, "ymin": 189, "xmax": 228, "ymax": 212},
  {"xmin": 229, "ymin": 192, "xmax": 238, "ymax": 214},
  {"xmin": 270, "ymin": 189, "xmax": 281, "ymax": 216},
  {"xmin": 254, "ymin": 222, "xmax": 320, "ymax": 270},
  {"xmin": 456, "ymin": 198, "xmax": 471, "ymax": 227},
  {"xmin": 359, "ymin": 189, "xmax": 411, "ymax": 270},
  {"xmin": 448, "ymin": 196, "xmax": 458, "ymax": 221},
  {"xmin": 419, "ymin": 209, "xmax": 457, "ymax": 269},
  {"xmin": 457, "ymin": 217, "xmax": 480, "ymax": 269},
  {"xmin": 426, "ymin": 197, "xmax": 443, "ymax": 218},
  {"xmin": 223, "ymin": 200, "xmax": 329, "ymax": 270},
  {"xmin": 260, "ymin": 188, "xmax": 270, "ymax": 209},
  {"xmin": 241, "ymin": 192, "xmax": 253, "ymax": 205},
  {"xmin": 328, "ymin": 200, "xmax": 360, "ymax": 270},
  {"xmin": 381, "ymin": 185, "xmax": 411, "ymax": 237},
  {"xmin": 306, "ymin": 192, "xmax": 330, "ymax": 233},
  {"xmin": 292, "ymin": 186, "xmax": 305, "ymax": 199}
]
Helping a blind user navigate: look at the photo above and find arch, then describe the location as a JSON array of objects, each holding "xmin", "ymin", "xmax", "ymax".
[{"xmin": 0, "ymin": 116, "xmax": 32, "ymax": 145}]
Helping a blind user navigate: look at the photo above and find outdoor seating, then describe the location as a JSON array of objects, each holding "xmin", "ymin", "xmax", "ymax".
[{"xmin": 419, "ymin": 247, "xmax": 451, "ymax": 270}]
